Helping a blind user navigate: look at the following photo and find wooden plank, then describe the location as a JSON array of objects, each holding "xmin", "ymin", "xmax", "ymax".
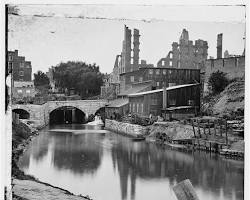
[{"xmin": 173, "ymin": 179, "xmax": 200, "ymax": 200}]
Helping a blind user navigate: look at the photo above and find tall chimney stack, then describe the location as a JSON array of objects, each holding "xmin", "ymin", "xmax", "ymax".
[
  {"xmin": 217, "ymin": 33, "xmax": 223, "ymax": 59},
  {"xmin": 133, "ymin": 28, "xmax": 140, "ymax": 70}
]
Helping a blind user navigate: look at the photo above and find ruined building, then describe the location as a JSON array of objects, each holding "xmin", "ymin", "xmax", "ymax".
[
  {"xmin": 157, "ymin": 29, "xmax": 208, "ymax": 69},
  {"xmin": 203, "ymin": 33, "xmax": 245, "ymax": 93},
  {"xmin": 120, "ymin": 25, "xmax": 141, "ymax": 73},
  {"xmin": 101, "ymin": 25, "xmax": 151, "ymax": 98},
  {"xmin": 101, "ymin": 27, "xmax": 206, "ymax": 98}
]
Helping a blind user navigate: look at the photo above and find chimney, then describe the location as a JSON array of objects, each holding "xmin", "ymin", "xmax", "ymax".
[
  {"xmin": 133, "ymin": 29, "xmax": 140, "ymax": 69},
  {"xmin": 217, "ymin": 33, "xmax": 223, "ymax": 59},
  {"xmin": 123, "ymin": 25, "xmax": 132, "ymax": 72}
]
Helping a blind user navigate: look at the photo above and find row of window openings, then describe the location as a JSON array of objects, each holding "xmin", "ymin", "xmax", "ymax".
[
  {"xmin": 17, "ymin": 89, "xmax": 31, "ymax": 94},
  {"xmin": 8, "ymin": 62, "xmax": 30, "ymax": 68},
  {"xmin": 130, "ymin": 103, "xmax": 143, "ymax": 113},
  {"xmin": 130, "ymin": 69, "xmax": 176, "ymax": 82},
  {"xmin": 161, "ymin": 60, "xmax": 173, "ymax": 66},
  {"xmin": 149, "ymin": 68, "xmax": 177, "ymax": 75}
]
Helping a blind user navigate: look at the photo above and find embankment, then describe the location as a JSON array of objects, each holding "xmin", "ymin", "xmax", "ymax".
[{"xmin": 105, "ymin": 119, "xmax": 149, "ymax": 138}]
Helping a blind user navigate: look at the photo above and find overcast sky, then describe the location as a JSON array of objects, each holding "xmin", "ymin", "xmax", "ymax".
[{"xmin": 8, "ymin": 4, "xmax": 246, "ymax": 74}]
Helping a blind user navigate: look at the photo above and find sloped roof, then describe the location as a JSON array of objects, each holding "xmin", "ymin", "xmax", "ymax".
[
  {"xmin": 118, "ymin": 83, "xmax": 152, "ymax": 96},
  {"xmin": 107, "ymin": 98, "xmax": 129, "ymax": 108},
  {"xmin": 128, "ymin": 83, "xmax": 200, "ymax": 97}
]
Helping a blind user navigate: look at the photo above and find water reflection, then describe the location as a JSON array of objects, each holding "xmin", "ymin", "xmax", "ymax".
[
  {"xmin": 110, "ymin": 136, "xmax": 244, "ymax": 200},
  {"xmin": 51, "ymin": 132, "xmax": 103, "ymax": 174},
  {"xmin": 19, "ymin": 125, "xmax": 244, "ymax": 200}
]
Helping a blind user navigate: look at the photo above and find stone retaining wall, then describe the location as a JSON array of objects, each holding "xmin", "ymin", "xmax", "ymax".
[{"xmin": 105, "ymin": 119, "xmax": 149, "ymax": 137}]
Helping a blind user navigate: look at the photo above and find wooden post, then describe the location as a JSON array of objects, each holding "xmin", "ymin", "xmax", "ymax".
[
  {"xmin": 219, "ymin": 119, "xmax": 222, "ymax": 137},
  {"xmin": 197, "ymin": 120, "xmax": 201, "ymax": 138},
  {"xmin": 214, "ymin": 120, "xmax": 217, "ymax": 136},
  {"xmin": 208, "ymin": 120, "xmax": 211, "ymax": 135},
  {"xmin": 191, "ymin": 119, "xmax": 196, "ymax": 138},
  {"xmin": 203, "ymin": 125, "xmax": 207, "ymax": 140},
  {"xmin": 173, "ymin": 179, "xmax": 200, "ymax": 200},
  {"xmin": 225, "ymin": 120, "xmax": 228, "ymax": 146}
]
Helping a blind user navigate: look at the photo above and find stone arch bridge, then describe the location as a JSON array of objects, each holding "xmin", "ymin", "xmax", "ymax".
[{"xmin": 12, "ymin": 100, "xmax": 108, "ymax": 126}]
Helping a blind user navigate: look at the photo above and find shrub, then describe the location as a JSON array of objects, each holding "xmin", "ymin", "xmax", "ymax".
[{"xmin": 208, "ymin": 70, "xmax": 229, "ymax": 94}]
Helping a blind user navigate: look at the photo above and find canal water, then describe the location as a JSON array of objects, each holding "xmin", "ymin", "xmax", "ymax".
[{"xmin": 19, "ymin": 124, "xmax": 244, "ymax": 200}]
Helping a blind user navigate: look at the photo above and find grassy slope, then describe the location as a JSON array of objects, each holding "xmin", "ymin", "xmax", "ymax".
[{"xmin": 202, "ymin": 78, "xmax": 244, "ymax": 118}]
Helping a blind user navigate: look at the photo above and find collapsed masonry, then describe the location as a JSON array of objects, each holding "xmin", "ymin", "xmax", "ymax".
[
  {"xmin": 157, "ymin": 29, "xmax": 208, "ymax": 69},
  {"xmin": 101, "ymin": 27, "xmax": 209, "ymax": 99}
]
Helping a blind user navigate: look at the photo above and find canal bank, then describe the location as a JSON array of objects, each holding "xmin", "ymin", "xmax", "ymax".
[
  {"xmin": 12, "ymin": 121, "xmax": 91, "ymax": 200},
  {"xmin": 105, "ymin": 119, "xmax": 244, "ymax": 159}
]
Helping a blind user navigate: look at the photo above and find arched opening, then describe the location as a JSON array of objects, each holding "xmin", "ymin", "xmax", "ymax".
[
  {"xmin": 95, "ymin": 107, "xmax": 106, "ymax": 122},
  {"xmin": 12, "ymin": 109, "xmax": 30, "ymax": 119},
  {"xmin": 49, "ymin": 106, "xmax": 86, "ymax": 125}
]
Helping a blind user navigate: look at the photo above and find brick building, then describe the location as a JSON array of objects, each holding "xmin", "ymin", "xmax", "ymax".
[
  {"xmin": 8, "ymin": 50, "xmax": 35, "ymax": 99},
  {"xmin": 157, "ymin": 29, "xmax": 208, "ymax": 69},
  {"xmin": 119, "ymin": 67, "xmax": 200, "ymax": 94},
  {"xmin": 8, "ymin": 50, "xmax": 32, "ymax": 81}
]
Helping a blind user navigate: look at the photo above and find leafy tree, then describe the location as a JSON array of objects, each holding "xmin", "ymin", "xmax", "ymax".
[
  {"xmin": 34, "ymin": 71, "xmax": 50, "ymax": 87},
  {"xmin": 208, "ymin": 70, "xmax": 229, "ymax": 94},
  {"xmin": 53, "ymin": 61, "xmax": 103, "ymax": 98}
]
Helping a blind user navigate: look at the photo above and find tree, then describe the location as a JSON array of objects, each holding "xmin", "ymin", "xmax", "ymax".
[
  {"xmin": 208, "ymin": 70, "xmax": 229, "ymax": 94},
  {"xmin": 34, "ymin": 71, "xmax": 50, "ymax": 87},
  {"xmin": 53, "ymin": 61, "xmax": 103, "ymax": 98}
]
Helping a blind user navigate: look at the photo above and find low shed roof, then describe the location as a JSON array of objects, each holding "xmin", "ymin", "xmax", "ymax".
[
  {"xmin": 107, "ymin": 98, "xmax": 129, "ymax": 108},
  {"xmin": 118, "ymin": 82, "xmax": 152, "ymax": 96}
]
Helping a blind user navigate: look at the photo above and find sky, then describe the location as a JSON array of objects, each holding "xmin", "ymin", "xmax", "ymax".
[{"xmin": 8, "ymin": 4, "xmax": 246, "ymax": 74}]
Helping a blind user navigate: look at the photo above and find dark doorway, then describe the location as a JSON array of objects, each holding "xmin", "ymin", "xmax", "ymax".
[
  {"xmin": 49, "ymin": 106, "xmax": 86, "ymax": 125},
  {"xmin": 12, "ymin": 109, "xmax": 30, "ymax": 119}
]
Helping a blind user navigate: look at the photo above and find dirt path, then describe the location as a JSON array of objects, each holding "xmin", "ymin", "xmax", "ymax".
[{"xmin": 13, "ymin": 179, "xmax": 90, "ymax": 200}]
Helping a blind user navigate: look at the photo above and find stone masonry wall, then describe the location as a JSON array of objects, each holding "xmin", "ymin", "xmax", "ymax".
[
  {"xmin": 105, "ymin": 119, "xmax": 149, "ymax": 137},
  {"xmin": 12, "ymin": 100, "xmax": 108, "ymax": 127},
  {"xmin": 204, "ymin": 56, "xmax": 245, "ymax": 92}
]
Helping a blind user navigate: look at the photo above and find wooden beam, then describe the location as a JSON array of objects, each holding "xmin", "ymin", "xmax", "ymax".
[{"xmin": 173, "ymin": 179, "xmax": 200, "ymax": 200}]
